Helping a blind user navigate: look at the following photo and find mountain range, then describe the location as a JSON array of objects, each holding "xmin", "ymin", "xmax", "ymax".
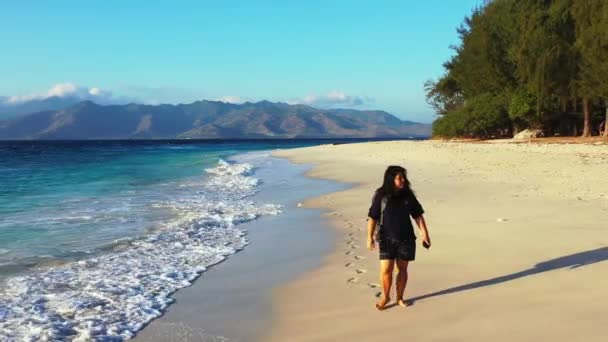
[
  {"xmin": 0, "ymin": 96, "xmax": 89, "ymax": 120},
  {"xmin": 0, "ymin": 100, "xmax": 431, "ymax": 140}
]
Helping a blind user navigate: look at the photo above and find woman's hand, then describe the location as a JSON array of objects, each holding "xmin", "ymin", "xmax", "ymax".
[
  {"xmin": 421, "ymin": 234, "xmax": 431, "ymax": 248},
  {"xmin": 367, "ymin": 237, "xmax": 376, "ymax": 251}
]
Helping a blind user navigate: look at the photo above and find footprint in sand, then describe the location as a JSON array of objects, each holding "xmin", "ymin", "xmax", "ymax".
[
  {"xmin": 347, "ymin": 277, "xmax": 359, "ymax": 284},
  {"xmin": 375, "ymin": 291, "xmax": 383, "ymax": 298},
  {"xmin": 346, "ymin": 240, "xmax": 355, "ymax": 245},
  {"xmin": 350, "ymin": 245, "xmax": 359, "ymax": 249},
  {"xmin": 354, "ymin": 255, "xmax": 365, "ymax": 260},
  {"xmin": 345, "ymin": 262, "xmax": 353, "ymax": 267},
  {"xmin": 355, "ymin": 269, "xmax": 367, "ymax": 274},
  {"xmin": 345, "ymin": 251, "xmax": 353, "ymax": 255},
  {"xmin": 368, "ymin": 283, "xmax": 380, "ymax": 289}
]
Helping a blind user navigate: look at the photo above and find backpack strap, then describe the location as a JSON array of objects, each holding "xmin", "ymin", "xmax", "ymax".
[{"xmin": 379, "ymin": 195, "xmax": 387, "ymax": 227}]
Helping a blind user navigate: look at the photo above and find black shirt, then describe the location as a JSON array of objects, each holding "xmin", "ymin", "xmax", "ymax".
[{"xmin": 367, "ymin": 188, "xmax": 424, "ymax": 242}]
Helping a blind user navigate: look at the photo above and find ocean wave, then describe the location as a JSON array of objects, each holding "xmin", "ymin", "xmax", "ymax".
[
  {"xmin": 203, "ymin": 159, "xmax": 259, "ymax": 193},
  {"xmin": 0, "ymin": 158, "xmax": 281, "ymax": 341}
]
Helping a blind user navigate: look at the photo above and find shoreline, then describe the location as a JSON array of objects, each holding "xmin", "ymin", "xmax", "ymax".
[
  {"xmin": 134, "ymin": 152, "xmax": 348, "ymax": 341},
  {"xmin": 264, "ymin": 140, "xmax": 608, "ymax": 342}
]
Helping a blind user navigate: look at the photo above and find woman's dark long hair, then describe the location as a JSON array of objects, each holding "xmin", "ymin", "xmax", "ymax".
[{"xmin": 376, "ymin": 165, "xmax": 413, "ymax": 197}]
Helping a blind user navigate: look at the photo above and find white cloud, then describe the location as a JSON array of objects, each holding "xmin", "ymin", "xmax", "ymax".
[
  {"xmin": 215, "ymin": 96, "xmax": 244, "ymax": 104},
  {"xmin": 88, "ymin": 87, "xmax": 102, "ymax": 96},
  {"xmin": 289, "ymin": 90, "xmax": 373, "ymax": 108},
  {"xmin": 3, "ymin": 83, "xmax": 127, "ymax": 104},
  {"xmin": 46, "ymin": 83, "xmax": 78, "ymax": 98}
]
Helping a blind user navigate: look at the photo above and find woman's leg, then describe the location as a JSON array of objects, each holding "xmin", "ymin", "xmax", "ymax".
[
  {"xmin": 396, "ymin": 260, "xmax": 409, "ymax": 306},
  {"xmin": 376, "ymin": 259, "xmax": 394, "ymax": 310}
]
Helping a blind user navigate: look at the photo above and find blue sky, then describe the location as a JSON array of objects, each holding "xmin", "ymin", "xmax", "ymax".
[{"xmin": 0, "ymin": 0, "xmax": 481, "ymax": 123}]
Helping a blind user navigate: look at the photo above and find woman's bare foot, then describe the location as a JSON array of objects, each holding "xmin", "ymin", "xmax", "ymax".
[
  {"xmin": 397, "ymin": 298, "xmax": 410, "ymax": 307},
  {"xmin": 375, "ymin": 295, "xmax": 390, "ymax": 310}
]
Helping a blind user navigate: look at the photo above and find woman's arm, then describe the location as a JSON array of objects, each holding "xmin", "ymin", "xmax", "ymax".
[
  {"xmin": 366, "ymin": 217, "xmax": 377, "ymax": 250},
  {"xmin": 414, "ymin": 215, "xmax": 431, "ymax": 246},
  {"xmin": 366, "ymin": 190, "xmax": 382, "ymax": 251}
]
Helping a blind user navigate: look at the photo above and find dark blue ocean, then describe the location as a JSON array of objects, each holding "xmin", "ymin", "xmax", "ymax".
[{"xmin": 0, "ymin": 138, "xmax": 418, "ymax": 340}]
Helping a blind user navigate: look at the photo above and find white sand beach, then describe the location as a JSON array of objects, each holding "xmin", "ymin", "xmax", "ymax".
[{"xmin": 264, "ymin": 140, "xmax": 608, "ymax": 342}]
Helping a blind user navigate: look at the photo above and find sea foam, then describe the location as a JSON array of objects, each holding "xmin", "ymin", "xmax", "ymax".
[{"xmin": 0, "ymin": 158, "xmax": 281, "ymax": 341}]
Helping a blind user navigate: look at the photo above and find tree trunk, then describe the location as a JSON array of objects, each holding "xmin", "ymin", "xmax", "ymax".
[
  {"xmin": 560, "ymin": 96, "xmax": 567, "ymax": 113},
  {"xmin": 582, "ymin": 97, "xmax": 592, "ymax": 137},
  {"xmin": 603, "ymin": 100, "xmax": 608, "ymax": 138}
]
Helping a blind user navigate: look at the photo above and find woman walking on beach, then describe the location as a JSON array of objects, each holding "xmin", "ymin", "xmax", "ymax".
[{"xmin": 366, "ymin": 165, "xmax": 431, "ymax": 310}]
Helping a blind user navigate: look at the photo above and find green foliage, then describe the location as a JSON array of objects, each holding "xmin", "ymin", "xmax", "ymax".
[
  {"xmin": 432, "ymin": 93, "xmax": 510, "ymax": 138},
  {"xmin": 427, "ymin": 0, "xmax": 608, "ymax": 138},
  {"xmin": 424, "ymin": 77, "xmax": 463, "ymax": 115},
  {"xmin": 572, "ymin": 1, "xmax": 608, "ymax": 99},
  {"xmin": 508, "ymin": 88, "xmax": 539, "ymax": 128},
  {"xmin": 508, "ymin": 89, "xmax": 535, "ymax": 119}
]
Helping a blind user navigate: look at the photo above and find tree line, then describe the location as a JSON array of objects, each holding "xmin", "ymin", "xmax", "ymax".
[{"xmin": 425, "ymin": 0, "xmax": 608, "ymax": 138}]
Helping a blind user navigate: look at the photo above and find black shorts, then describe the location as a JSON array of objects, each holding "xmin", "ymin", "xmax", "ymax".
[{"xmin": 378, "ymin": 238, "xmax": 416, "ymax": 261}]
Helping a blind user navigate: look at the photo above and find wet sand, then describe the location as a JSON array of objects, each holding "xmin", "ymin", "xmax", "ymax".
[{"xmin": 134, "ymin": 155, "xmax": 347, "ymax": 341}]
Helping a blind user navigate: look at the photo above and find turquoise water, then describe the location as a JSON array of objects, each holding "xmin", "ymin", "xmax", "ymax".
[{"xmin": 0, "ymin": 140, "xmax": 323, "ymax": 270}]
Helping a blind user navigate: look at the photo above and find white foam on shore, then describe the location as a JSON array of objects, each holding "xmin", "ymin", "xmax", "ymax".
[{"xmin": 0, "ymin": 158, "xmax": 281, "ymax": 341}]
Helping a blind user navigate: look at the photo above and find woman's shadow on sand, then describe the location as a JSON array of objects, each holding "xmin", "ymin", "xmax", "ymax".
[{"xmin": 408, "ymin": 246, "xmax": 608, "ymax": 305}]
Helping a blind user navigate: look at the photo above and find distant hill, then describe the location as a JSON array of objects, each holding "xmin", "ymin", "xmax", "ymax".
[
  {"xmin": 0, "ymin": 100, "xmax": 431, "ymax": 140},
  {"xmin": 0, "ymin": 96, "xmax": 86, "ymax": 120}
]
